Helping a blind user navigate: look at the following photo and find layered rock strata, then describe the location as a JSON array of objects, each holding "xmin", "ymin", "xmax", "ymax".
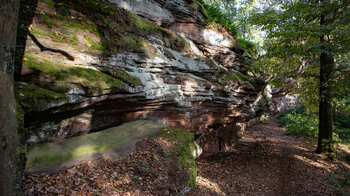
[{"xmin": 16, "ymin": 0, "xmax": 269, "ymax": 155}]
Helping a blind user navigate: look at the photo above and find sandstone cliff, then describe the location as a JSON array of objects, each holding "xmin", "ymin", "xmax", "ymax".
[{"xmin": 16, "ymin": 0, "xmax": 269, "ymax": 155}]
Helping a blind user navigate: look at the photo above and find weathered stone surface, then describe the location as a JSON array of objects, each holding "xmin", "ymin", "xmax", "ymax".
[
  {"xmin": 270, "ymin": 89, "xmax": 299, "ymax": 113},
  {"xmin": 109, "ymin": 0, "xmax": 174, "ymax": 25},
  {"xmin": 26, "ymin": 120, "xmax": 165, "ymax": 173},
  {"xmin": 17, "ymin": 0, "xmax": 269, "ymax": 155}
]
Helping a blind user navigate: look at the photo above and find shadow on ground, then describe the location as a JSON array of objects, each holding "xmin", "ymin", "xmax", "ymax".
[{"xmin": 189, "ymin": 116, "xmax": 350, "ymax": 196}]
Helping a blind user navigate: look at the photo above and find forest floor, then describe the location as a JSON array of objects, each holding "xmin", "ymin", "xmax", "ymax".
[
  {"xmin": 25, "ymin": 116, "xmax": 350, "ymax": 195},
  {"xmin": 189, "ymin": 116, "xmax": 350, "ymax": 196}
]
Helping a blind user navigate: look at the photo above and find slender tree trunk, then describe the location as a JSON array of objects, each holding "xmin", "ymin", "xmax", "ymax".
[
  {"xmin": 316, "ymin": 0, "xmax": 335, "ymax": 158},
  {"xmin": 0, "ymin": 0, "xmax": 23, "ymax": 195}
]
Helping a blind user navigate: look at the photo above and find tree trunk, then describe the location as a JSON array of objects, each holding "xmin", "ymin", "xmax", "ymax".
[
  {"xmin": 0, "ymin": 0, "xmax": 23, "ymax": 195},
  {"xmin": 316, "ymin": 0, "xmax": 335, "ymax": 158}
]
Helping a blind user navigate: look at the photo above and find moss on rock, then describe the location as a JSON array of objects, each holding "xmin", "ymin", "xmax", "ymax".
[
  {"xmin": 26, "ymin": 120, "xmax": 165, "ymax": 173},
  {"xmin": 218, "ymin": 72, "xmax": 254, "ymax": 86},
  {"xmin": 23, "ymin": 54, "xmax": 124, "ymax": 89},
  {"xmin": 158, "ymin": 128, "xmax": 197, "ymax": 189},
  {"xmin": 111, "ymin": 69, "xmax": 141, "ymax": 85},
  {"xmin": 15, "ymin": 83, "xmax": 66, "ymax": 104},
  {"xmin": 36, "ymin": 0, "xmax": 190, "ymax": 55}
]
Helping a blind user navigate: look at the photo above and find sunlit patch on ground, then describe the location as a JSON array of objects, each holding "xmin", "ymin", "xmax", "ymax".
[{"xmin": 195, "ymin": 176, "xmax": 226, "ymax": 195}]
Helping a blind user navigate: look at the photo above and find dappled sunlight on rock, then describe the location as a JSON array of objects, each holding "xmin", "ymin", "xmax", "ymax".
[{"xmin": 17, "ymin": 0, "xmax": 269, "ymax": 156}]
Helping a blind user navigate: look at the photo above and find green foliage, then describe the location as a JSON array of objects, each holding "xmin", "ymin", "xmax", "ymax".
[
  {"xmin": 137, "ymin": 165, "xmax": 149, "ymax": 173},
  {"xmin": 40, "ymin": 0, "xmax": 55, "ymax": 8},
  {"xmin": 83, "ymin": 36, "xmax": 103, "ymax": 51},
  {"xmin": 251, "ymin": 0, "xmax": 350, "ymax": 156},
  {"xmin": 238, "ymin": 38, "xmax": 257, "ymax": 57},
  {"xmin": 260, "ymin": 114, "xmax": 270, "ymax": 124},
  {"xmin": 196, "ymin": 0, "xmax": 237, "ymax": 36},
  {"xmin": 279, "ymin": 106, "xmax": 350, "ymax": 146},
  {"xmin": 333, "ymin": 111, "xmax": 350, "ymax": 145},
  {"xmin": 251, "ymin": 0, "xmax": 350, "ymax": 97},
  {"xmin": 199, "ymin": 0, "xmax": 264, "ymax": 43},
  {"xmin": 278, "ymin": 107, "xmax": 318, "ymax": 140},
  {"xmin": 30, "ymin": 26, "xmax": 79, "ymax": 46},
  {"xmin": 56, "ymin": 5, "xmax": 71, "ymax": 16}
]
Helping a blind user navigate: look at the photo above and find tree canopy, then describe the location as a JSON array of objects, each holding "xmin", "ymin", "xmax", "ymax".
[{"xmin": 249, "ymin": 0, "xmax": 350, "ymax": 157}]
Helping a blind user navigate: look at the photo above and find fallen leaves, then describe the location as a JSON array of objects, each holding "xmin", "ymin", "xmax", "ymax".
[
  {"xmin": 26, "ymin": 137, "xmax": 190, "ymax": 196},
  {"xmin": 189, "ymin": 116, "xmax": 349, "ymax": 196}
]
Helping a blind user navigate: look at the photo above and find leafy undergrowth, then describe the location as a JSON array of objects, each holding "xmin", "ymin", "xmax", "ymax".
[
  {"xmin": 278, "ymin": 106, "xmax": 350, "ymax": 147},
  {"xmin": 25, "ymin": 128, "xmax": 196, "ymax": 195},
  {"xmin": 194, "ymin": 0, "xmax": 257, "ymax": 56},
  {"xmin": 195, "ymin": 0, "xmax": 237, "ymax": 37},
  {"xmin": 238, "ymin": 38, "xmax": 258, "ymax": 58}
]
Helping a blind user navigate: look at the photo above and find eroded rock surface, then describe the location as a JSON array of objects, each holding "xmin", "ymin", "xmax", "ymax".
[
  {"xmin": 16, "ymin": 0, "xmax": 269, "ymax": 155},
  {"xmin": 26, "ymin": 120, "xmax": 165, "ymax": 173}
]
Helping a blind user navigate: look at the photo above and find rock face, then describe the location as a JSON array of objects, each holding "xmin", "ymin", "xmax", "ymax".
[
  {"xmin": 270, "ymin": 89, "xmax": 299, "ymax": 113},
  {"xmin": 16, "ymin": 0, "xmax": 269, "ymax": 155},
  {"xmin": 26, "ymin": 120, "xmax": 165, "ymax": 173}
]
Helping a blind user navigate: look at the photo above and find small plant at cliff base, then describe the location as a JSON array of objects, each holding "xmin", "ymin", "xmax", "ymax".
[
  {"xmin": 158, "ymin": 128, "xmax": 197, "ymax": 189},
  {"xmin": 260, "ymin": 114, "xmax": 269, "ymax": 124}
]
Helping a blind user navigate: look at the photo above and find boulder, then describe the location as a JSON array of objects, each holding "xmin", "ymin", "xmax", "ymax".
[{"xmin": 26, "ymin": 120, "xmax": 165, "ymax": 173}]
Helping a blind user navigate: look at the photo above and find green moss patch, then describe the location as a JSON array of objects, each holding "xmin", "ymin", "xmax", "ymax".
[
  {"xmin": 83, "ymin": 35, "xmax": 103, "ymax": 51},
  {"xmin": 26, "ymin": 120, "xmax": 165, "ymax": 173},
  {"xmin": 15, "ymin": 83, "xmax": 66, "ymax": 104},
  {"xmin": 127, "ymin": 11, "xmax": 160, "ymax": 33},
  {"xmin": 40, "ymin": 0, "xmax": 55, "ymax": 8},
  {"xmin": 112, "ymin": 69, "xmax": 141, "ymax": 85},
  {"xmin": 218, "ymin": 72, "xmax": 253, "ymax": 86},
  {"xmin": 238, "ymin": 38, "xmax": 258, "ymax": 57},
  {"xmin": 30, "ymin": 26, "xmax": 79, "ymax": 46},
  {"xmin": 119, "ymin": 35, "xmax": 157, "ymax": 58},
  {"xmin": 158, "ymin": 128, "xmax": 197, "ymax": 189},
  {"xmin": 33, "ymin": 0, "xmax": 194, "ymax": 58},
  {"xmin": 23, "ymin": 54, "xmax": 123, "ymax": 89}
]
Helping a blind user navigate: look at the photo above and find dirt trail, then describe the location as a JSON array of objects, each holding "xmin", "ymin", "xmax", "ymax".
[{"xmin": 190, "ymin": 116, "xmax": 350, "ymax": 196}]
